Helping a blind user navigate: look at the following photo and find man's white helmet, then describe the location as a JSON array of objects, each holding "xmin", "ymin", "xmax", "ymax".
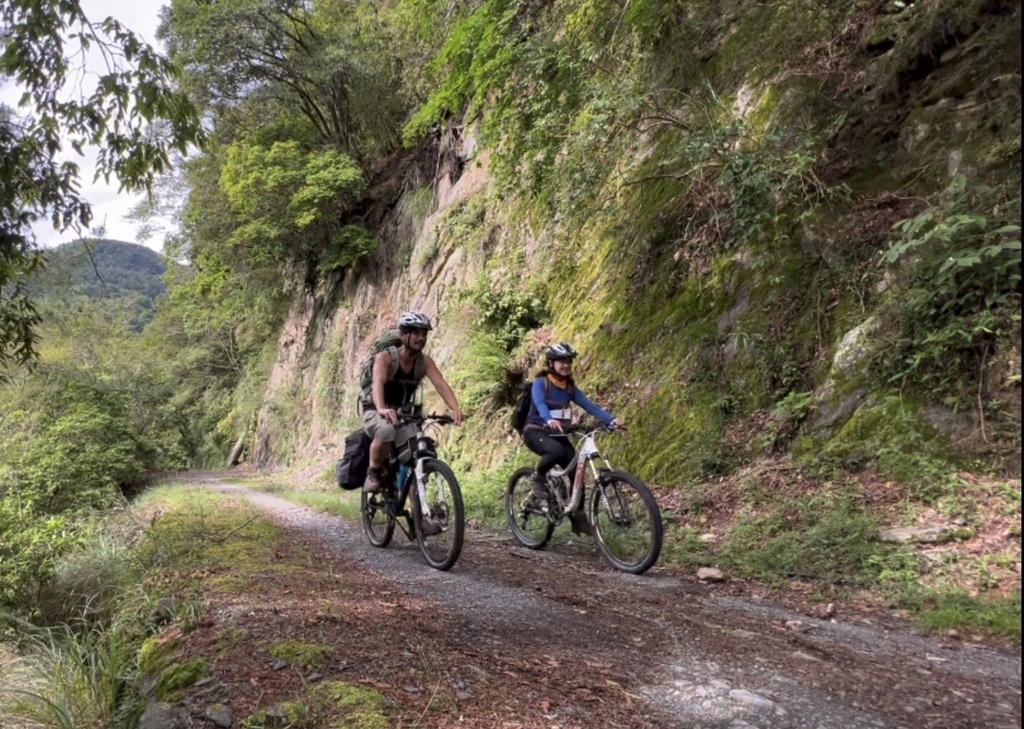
[{"xmin": 398, "ymin": 311, "xmax": 433, "ymax": 331}]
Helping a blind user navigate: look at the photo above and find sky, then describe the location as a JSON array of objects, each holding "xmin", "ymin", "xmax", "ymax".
[{"xmin": 1, "ymin": 0, "xmax": 173, "ymax": 252}]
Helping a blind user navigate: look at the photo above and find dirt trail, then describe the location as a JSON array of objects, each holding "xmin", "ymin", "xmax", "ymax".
[{"xmin": 200, "ymin": 478, "xmax": 1020, "ymax": 728}]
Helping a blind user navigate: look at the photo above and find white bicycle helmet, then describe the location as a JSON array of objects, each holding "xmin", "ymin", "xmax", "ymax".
[
  {"xmin": 545, "ymin": 342, "xmax": 577, "ymax": 363},
  {"xmin": 398, "ymin": 311, "xmax": 433, "ymax": 331}
]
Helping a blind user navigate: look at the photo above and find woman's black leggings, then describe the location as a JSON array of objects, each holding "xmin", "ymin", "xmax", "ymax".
[{"xmin": 522, "ymin": 427, "xmax": 576, "ymax": 478}]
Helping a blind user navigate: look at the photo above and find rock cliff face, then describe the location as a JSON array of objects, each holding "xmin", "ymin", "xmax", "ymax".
[{"xmin": 249, "ymin": 0, "xmax": 1020, "ymax": 488}]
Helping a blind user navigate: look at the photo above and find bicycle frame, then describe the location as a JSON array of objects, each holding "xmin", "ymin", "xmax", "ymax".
[
  {"xmin": 388, "ymin": 414, "xmax": 450, "ymax": 532},
  {"xmin": 546, "ymin": 425, "xmax": 614, "ymax": 516}
]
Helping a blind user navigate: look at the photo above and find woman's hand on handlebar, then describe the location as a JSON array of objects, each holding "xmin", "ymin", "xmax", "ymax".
[{"xmin": 546, "ymin": 419, "xmax": 564, "ymax": 433}]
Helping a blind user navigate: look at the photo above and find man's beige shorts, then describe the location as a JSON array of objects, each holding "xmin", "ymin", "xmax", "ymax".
[{"xmin": 362, "ymin": 409, "xmax": 418, "ymax": 447}]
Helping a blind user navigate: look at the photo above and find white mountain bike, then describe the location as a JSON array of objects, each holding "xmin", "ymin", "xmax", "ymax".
[{"xmin": 505, "ymin": 422, "xmax": 663, "ymax": 574}]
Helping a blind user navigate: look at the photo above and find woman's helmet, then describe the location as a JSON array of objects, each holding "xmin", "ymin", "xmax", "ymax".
[
  {"xmin": 398, "ymin": 311, "xmax": 433, "ymax": 331},
  {"xmin": 545, "ymin": 342, "xmax": 577, "ymax": 364}
]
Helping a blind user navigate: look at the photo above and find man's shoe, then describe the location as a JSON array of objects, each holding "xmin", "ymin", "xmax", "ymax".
[
  {"xmin": 568, "ymin": 512, "xmax": 593, "ymax": 537},
  {"xmin": 363, "ymin": 467, "xmax": 383, "ymax": 493}
]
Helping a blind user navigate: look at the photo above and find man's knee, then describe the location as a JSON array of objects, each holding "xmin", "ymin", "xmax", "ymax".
[{"xmin": 363, "ymin": 411, "xmax": 397, "ymax": 444}]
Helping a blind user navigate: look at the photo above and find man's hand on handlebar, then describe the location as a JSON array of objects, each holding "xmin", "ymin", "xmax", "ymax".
[{"xmin": 381, "ymin": 407, "xmax": 400, "ymax": 425}]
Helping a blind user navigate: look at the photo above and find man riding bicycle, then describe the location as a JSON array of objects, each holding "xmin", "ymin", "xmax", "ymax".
[
  {"xmin": 520, "ymin": 342, "xmax": 623, "ymax": 535},
  {"xmin": 362, "ymin": 311, "xmax": 463, "ymax": 496}
]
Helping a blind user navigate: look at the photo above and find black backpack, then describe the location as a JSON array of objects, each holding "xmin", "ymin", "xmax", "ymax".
[
  {"xmin": 510, "ymin": 377, "xmax": 548, "ymax": 434},
  {"xmin": 336, "ymin": 430, "xmax": 372, "ymax": 490}
]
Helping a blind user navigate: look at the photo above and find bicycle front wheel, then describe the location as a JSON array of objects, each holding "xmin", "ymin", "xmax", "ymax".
[
  {"xmin": 361, "ymin": 489, "xmax": 395, "ymax": 548},
  {"xmin": 505, "ymin": 467, "xmax": 554, "ymax": 549},
  {"xmin": 590, "ymin": 471, "xmax": 663, "ymax": 574},
  {"xmin": 411, "ymin": 459, "xmax": 464, "ymax": 571}
]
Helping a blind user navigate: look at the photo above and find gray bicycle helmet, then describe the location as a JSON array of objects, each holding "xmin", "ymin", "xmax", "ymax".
[
  {"xmin": 545, "ymin": 342, "xmax": 577, "ymax": 363},
  {"xmin": 398, "ymin": 311, "xmax": 433, "ymax": 331}
]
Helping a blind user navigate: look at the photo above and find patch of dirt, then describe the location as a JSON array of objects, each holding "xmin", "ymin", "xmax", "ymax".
[{"xmin": 161, "ymin": 474, "xmax": 1020, "ymax": 729}]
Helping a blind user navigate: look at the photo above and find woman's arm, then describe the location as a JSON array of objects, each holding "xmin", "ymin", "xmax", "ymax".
[
  {"xmin": 571, "ymin": 386, "xmax": 614, "ymax": 424},
  {"xmin": 532, "ymin": 378, "xmax": 552, "ymax": 421}
]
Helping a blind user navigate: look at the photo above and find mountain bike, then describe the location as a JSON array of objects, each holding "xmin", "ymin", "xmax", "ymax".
[
  {"xmin": 360, "ymin": 413, "xmax": 464, "ymax": 571},
  {"xmin": 506, "ymin": 422, "xmax": 663, "ymax": 574}
]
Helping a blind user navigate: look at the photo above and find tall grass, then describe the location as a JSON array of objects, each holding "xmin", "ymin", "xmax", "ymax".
[{"xmin": 0, "ymin": 618, "xmax": 142, "ymax": 729}]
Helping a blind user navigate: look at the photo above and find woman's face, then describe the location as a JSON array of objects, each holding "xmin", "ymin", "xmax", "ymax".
[{"xmin": 551, "ymin": 358, "xmax": 573, "ymax": 377}]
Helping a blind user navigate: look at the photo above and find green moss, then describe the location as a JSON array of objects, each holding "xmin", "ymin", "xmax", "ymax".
[
  {"xmin": 812, "ymin": 395, "xmax": 961, "ymax": 500},
  {"xmin": 154, "ymin": 659, "xmax": 206, "ymax": 701},
  {"xmin": 712, "ymin": 1, "xmax": 854, "ymax": 83},
  {"xmin": 267, "ymin": 641, "xmax": 333, "ymax": 670},
  {"xmin": 138, "ymin": 634, "xmax": 180, "ymax": 675},
  {"xmin": 316, "ymin": 681, "xmax": 390, "ymax": 729}
]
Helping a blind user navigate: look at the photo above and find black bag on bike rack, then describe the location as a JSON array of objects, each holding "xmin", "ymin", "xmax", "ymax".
[{"xmin": 336, "ymin": 430, "xmax": 372, "ymax": 490}]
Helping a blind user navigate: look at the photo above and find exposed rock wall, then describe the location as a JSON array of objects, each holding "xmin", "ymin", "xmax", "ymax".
[{"xmin": 248, "ymin": 0, "xmax": 1021, "ymax": 486}]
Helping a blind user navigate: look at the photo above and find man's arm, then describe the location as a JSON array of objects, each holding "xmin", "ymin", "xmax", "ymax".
[
  {"xmin": 372, "ymin": 350, "xmax": 398, "ymax": 424},
  {"xmin": 423, "ymin": 355, "xmax": 463, "ymax": 425}
]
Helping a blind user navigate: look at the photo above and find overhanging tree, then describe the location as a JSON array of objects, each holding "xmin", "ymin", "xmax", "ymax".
[{"xmin": 0, "ymin": 0, "xmax": 204, "ymax": 372}]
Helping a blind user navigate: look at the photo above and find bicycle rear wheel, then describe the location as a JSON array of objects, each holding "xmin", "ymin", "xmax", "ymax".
[
  {"xmin": 505, "ymin": 466, "xmax": 554, "ymax": 549},
  {"xmin": 411, "ymin": 459, "xmax": 464, "ymax": 571},
  {"xmin": 589, "ymin": 471, "xmax": 663, "ymax": 574},
  {"xmin": 361, "ymin": 489, "xmax": 395, "ymax": 548}
]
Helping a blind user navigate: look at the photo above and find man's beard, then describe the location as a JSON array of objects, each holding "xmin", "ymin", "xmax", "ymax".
[{"xmin": 404, "ymin": 337, "xmax": 425, "ymax": 353}]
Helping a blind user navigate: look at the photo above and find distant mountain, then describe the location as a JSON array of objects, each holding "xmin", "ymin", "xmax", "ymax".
[{"xmin": 29, "ymin": 239, "xmax": 168, "ymax": 330}]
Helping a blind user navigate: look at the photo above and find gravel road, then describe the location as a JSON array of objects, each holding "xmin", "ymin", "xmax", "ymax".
[{"xmin": 213, "ymin": 480, "xmax": 1021, "ymax": 729}]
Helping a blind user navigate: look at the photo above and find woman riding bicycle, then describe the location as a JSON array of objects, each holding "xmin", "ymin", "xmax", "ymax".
[{"xmin": 521, "ymin": 343, "xmax": 623, "ymax": 535}]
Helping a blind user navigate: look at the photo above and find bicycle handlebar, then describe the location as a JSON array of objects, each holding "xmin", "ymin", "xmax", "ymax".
[
  {"xmin": 397, "ymin": 412, "xmax": 456, "ymax": 426},
  {"xmin": 551, "ymin": 421, "xmax": 623, "ymax": 435}
]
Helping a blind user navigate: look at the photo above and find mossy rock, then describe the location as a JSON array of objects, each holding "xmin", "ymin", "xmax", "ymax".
[{"xmin": 153, "ymin": 659, "xmax": 206, "ymax": 701}]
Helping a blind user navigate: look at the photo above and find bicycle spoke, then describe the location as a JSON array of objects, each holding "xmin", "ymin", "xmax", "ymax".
[
  {"xmin": 591, "ymin": 472, "xmax": 663, "ymax": 574},
  {"xmin": 505, "ymin": 467, "xmax": 554, "ymax": 549},
  {"xmin": 361, "ymin": 490, "xmax": 395, "ymax": 548},
  {"xmin": 414, "ymin": 460, "xmax": 464, "ymax": 571}
]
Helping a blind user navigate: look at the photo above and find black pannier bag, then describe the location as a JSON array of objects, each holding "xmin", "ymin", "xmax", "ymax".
[{"xmin": 336, "ymin": 430, "xmax": 372, "ymax": 490}]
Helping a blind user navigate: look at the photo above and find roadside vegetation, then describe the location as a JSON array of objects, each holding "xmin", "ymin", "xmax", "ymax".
[{"xmin": 0, "ymin": 485, "xmax": 392, "ymax": 728}]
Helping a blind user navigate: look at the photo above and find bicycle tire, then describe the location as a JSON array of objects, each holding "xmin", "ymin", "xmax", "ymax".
[
  {"xmin": 411, "ymin": 459, "xmax": 464, "ymax": 571},
  {"xmin": 361, "ymin": 489, "xmax": 395, "ymax": 548},
  {"xmin": 589, "ymin": 470, "xmax": 663, "ymax": 574},
  {"xmin": 505, "ymin": 466, "xmax": 554, "ymax": 549}
]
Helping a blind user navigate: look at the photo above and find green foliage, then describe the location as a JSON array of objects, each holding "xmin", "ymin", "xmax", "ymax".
[
  {"xmin": 27, "ymin": 239, "xmax": 167, "ymax": 333},
  {"xmin": 879, "ymin": 178, "xmax": 1022, "ymax": 404},
  {"xmin": 403, "ymin": 0, "xmax": 529, "ymax": 145},
  {"xmin": 448, "ymin": 331, "xmax": 510, "ymax": 413},
  {"xmin": 0, "ymin": 486, "xmax": 286, "ymax": 728},
  {"xmin": 721, "ymin": 496, "xmax": 890, "ymax": 585},
  {"xmin": 319, "ymin": 226, "xmax": 378, "ymax": 275},
  {"xmin": 459, "ymin": 271, "xmax": 546, "ymax": 352},
  {"xmin": 0, "ymin": 0, "xmax": 203, "ymax": 367},
  {"xmin": 0, "ymin": 620, "xmax": 142, "ymax": 729},
  {"xmin": 220, "ymin": 140, "xmax": 367, "ymax": 266},
  {"xmin": 162, "ymin": 0, "xmax": 408, "ymax": 158},
  {"xmin": 917, "ymin": 589, "xmax": 1021, "ymax": 641}
]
